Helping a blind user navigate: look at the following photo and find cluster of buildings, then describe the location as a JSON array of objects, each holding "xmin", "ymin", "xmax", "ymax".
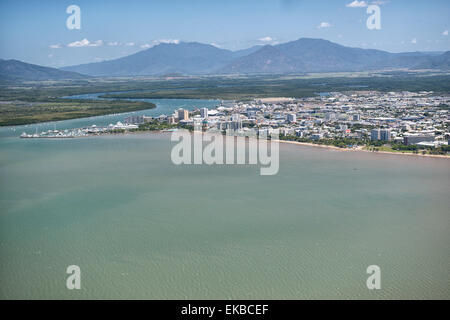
[
  {"xmin": 21, "ymin": 91, "xmax": 450, "ymax": 149},
  {"xmin": 125, "ymin": 91, "xmax": 450, "ymax": 149}
]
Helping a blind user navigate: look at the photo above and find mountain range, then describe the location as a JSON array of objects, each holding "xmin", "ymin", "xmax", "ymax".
[
  {"xmin": 61, "ymin": 38, "xmax": 450, "ymax": 76},
  {"xmin": 61, "ymin": 42, "xmax": 266, "ymax": 76},
  {"xmin": 0, "ymin": 59, "xmax": 88, "ymax": 81},
  {"xmin": 1, "ymin": 38, "xmax": 449, "ymax": 81}
]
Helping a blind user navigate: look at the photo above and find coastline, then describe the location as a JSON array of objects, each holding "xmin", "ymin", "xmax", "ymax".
[
  {"xmin": 19, "ymin": 129, "xmax": 450, "ymax": 159},
  {"xmin": 277, "ymin": 139, "xmax": 450, "ymax": 159},
  {"xmin": 109, "ymin": 131, "xmax": 450, "ymax": 160}
]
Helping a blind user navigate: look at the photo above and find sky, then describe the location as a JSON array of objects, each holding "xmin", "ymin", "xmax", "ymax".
[{"xmin": 0, "ymin": 0, "xmax": 449, "ymax": 67}]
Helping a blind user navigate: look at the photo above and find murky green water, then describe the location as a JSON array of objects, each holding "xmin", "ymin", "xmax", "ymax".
[{"xmin": 0, "ymin": 100, "xmax": 449, "ymax": 299}]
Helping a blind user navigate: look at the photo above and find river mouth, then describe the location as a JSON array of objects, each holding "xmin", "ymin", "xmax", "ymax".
[{"xmin": 0, "ymin": 94, "xmax": 219, "ymax": 138}]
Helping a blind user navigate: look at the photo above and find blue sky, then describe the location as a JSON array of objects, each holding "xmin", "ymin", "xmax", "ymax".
[{"xmin": 0, "ymin": 0, "xmax": 449, "ymax": 67}]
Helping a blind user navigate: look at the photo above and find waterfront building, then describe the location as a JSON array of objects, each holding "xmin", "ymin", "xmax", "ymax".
[
  {"xmin": 178, "ymin": 109, "xmax": 189, "ymax": 121},
  {"xmin": 380, "ymin": 129, "xmax": 391, "ymax": 141},
  {"xmin": 371, "ymin": 128, "xmax": 391, "ymax": 141},
  {"xmin": 143, "ymin": 116, "xmax": 153, "ymax": 123},
  {"xmin": 201, "ymin": 108, "xmax": 208, "ymax": 119},
  {"xmin": 295, "ymin": 130, "xmax": 304, "ymax": 137},
  {"xmin": 167, "ymin": 116, "xmax": 176, "ymax": 124},
  {"xmin": 371, "ymin": 129, "xmax": 380, "ymax": 141},
  {"xmin": 403, "ymin": 134, "xmax": 435, "ymax": 145},
  {"xmin": 124, "ymin": 115, "xmax": 145, "ymax": 124}
]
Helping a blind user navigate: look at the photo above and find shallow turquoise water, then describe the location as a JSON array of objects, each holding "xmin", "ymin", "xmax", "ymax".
[
  {"xmin": 0, "ymin": 98, "xmax": 449, "ymax": 299},
  {"xmin": 0, "ymin": 131, "xmax": 449, "ymax": 299}
]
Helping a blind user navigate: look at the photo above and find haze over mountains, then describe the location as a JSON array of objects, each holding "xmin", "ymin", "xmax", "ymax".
[
  {"xmin": 0, "ymin": 59, "xmax": 87, "ymax": 82},
  {"xmin": 61, "ymin": 42, "xmax": 266, "ymax": 77},
  {"xmin": 1, "ymin": 38, "xmax": 449, "ymax": 81},
  {"xmin": 61, "ymin": 38, "xmax": 450, "ymax": 76}
]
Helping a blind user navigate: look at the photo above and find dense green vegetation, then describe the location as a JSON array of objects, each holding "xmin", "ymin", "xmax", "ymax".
[
  {"xmin": 365, "ymin": 142, "xmax": 449, "ymax": 155},
  {"xmin": 0, "ymin": 100, "xmax": 155, "ymax": 126},
  {"xmin": 280, "ymin": 135, "xmax": 365, "ymax": 148},
  {"xmin": 279, "ymin": 134, "xmax": 449, "ymax": 155},
  {"xmin": 100, "ymin": 74, "xmax": 450, "ymax": 100},
  {"xmin": 133, "ymin": 120, "xmax": 179, "ymax": 131}
]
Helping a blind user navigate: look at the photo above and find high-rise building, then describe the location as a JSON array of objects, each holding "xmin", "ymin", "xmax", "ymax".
[
  {"xmin": 287, "ymin": 113, "xmax": 296, "ymax": 123},
  {"xmin": 371, "ymin": 129, "xmax": 380, "ymax": 141},
  {"xmin": 178, "ymin": 109, "xmax": 189, "ymax": 121},
  {"xmin": 380, "ymin": 129, "xmax": 391, "ymax": 141},
  {"xmin": 371, "ymin": 128, "xmax": 391, "ymax": 141},
  {"xmin": 200, "ymin": 108, "xmax": 208, "ymax": 119},
  {"xmin": 352, "ymin": 114, "xmax": 361, "ymax": 121}
]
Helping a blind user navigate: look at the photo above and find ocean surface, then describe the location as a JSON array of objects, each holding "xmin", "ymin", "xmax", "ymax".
[{"xmin": 0, "ymin": 98, "xmax": 449, "ymax": 299}]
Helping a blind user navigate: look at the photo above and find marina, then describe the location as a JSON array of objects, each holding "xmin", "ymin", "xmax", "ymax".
[{"xmin": 19, "ymin": 122, "xmax": 139, "ymax": 139}]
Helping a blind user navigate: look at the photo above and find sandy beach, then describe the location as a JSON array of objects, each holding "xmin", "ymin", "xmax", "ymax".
[{"xmin": 277, "ymin": 139, "xmax": 450, "ymax": 159}]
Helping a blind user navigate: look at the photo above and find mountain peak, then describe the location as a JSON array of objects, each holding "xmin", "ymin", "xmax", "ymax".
[{"xmin": 60, "ymin": 38, "xmax": 450, "ymax": 76}]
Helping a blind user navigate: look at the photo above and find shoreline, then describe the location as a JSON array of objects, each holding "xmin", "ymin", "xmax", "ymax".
[
  {"xmin": 125, "ymin": 131, "xmax": 450, "ymax": 160},
  {"xmin": 13, "ymin": 128, "xmax": 450, "ymax": 160},
  {"xmin": 277, "ymin": 139, "xmax": 450, "ymax": 159}
]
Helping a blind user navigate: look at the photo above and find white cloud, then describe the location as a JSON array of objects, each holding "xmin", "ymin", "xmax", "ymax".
[
  {"xmin": 48, "ymin": 54, "xmax": 53, "ymax": 58},
  {"xmin": 67, "ymin": 39, "xmax": 103, "ymax": 47},
  {"xmin": 317, "ymin": 22, "xmax": 332, "ymax": 29},
  {"xmin": 258, "ymin": 36, "xmax": 273, "ymax": 42},
  {"xmin": 411, "ymin": 38, "xmax": 417, "ymax": 44},
  {"xmin": 49, "ymin": 44, "xmax": 61, "ymax": 49},
  {"xmin": 108, "ymin": 41, "xmax": 120, "ymax": 46},
  {"xmin": 155, "ymin": 39, "xmax": 180, "ymax": 44},
  {"xmin": 125, "ymin": 42, "xmax": 135, "ymax": 46},
  {"xmin": 89, "ymin": 40, "xmax": 103, "ymax": 47},
  {"xmin": 140, "ymin": 43, "xmax": 151, "ymax": 49},
  {"xmin": 443, "ymin": 30, "xmax": 449, "ymax": 36},
  {"xmin": 67, "ymin": 39, "xmax": 90, "ymax": 47},
  {"xmin": 346, "ymin": 1, "xmax": 367, "ymax": 7}
]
